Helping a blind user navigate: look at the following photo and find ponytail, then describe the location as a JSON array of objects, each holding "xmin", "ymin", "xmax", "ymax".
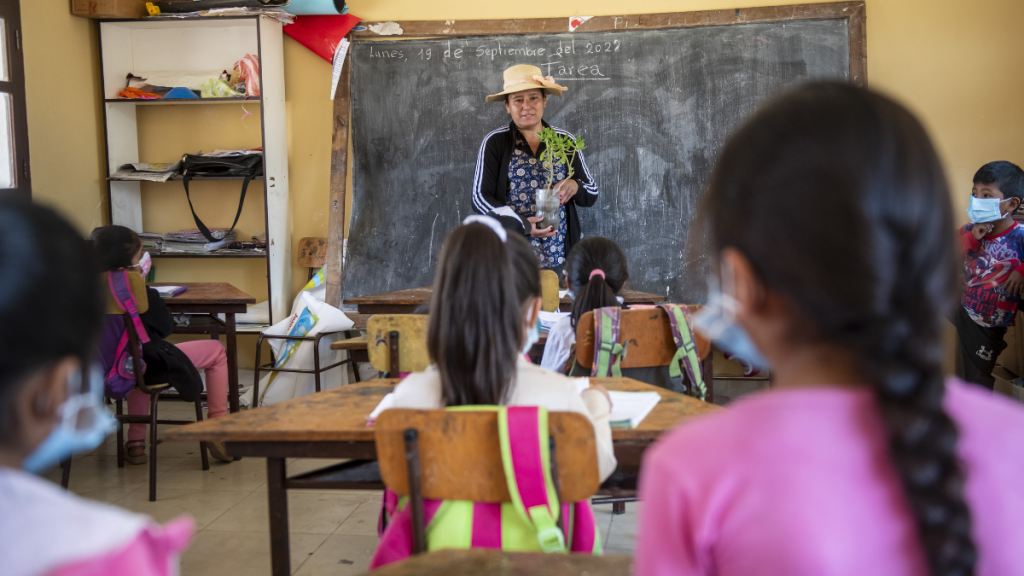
[
  {"xmin": 428, "ymin": 222, "xmax": 523, "ymax": 406},
  {"xmin": 704, "ymin": 82, "xmax": 976, "ymax": 575},
  {"xmin": 565, "ymin": 237, "xmax": 628, "ymax": 329}
]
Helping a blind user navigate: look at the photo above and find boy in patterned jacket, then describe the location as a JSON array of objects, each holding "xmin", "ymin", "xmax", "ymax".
[{"xmin": 955, "ymin": 161, "xmax": 1024, "ymax": 388}]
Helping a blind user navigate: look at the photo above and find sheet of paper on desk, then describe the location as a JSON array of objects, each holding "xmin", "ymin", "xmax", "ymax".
[
  {"xmin": 572, "ymin": 378, "xmax": 590, "ymax": 395},
  {"xmin": 367, "ymin": 392, "xmax": 395, "ymax": 423},
  {"xmin": 539, "ymin": 310, "xmax": 569, "ymax": 331},
  {"xmin": 608, "ymin": 391, "xmax": 661, "ymax": 428}
]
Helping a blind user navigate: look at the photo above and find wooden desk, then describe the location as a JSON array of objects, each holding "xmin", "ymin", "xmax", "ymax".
[
  {"xmin": 345, "ymin": 286, "xmax": 666, "ymax": 314},
  {"xmin": 166, "ymin": 378, "xmax": 718, "ymax": 576},
  {"xmin": 152, "ymin": 282, "xmax": 256, "ymax": 413},
  {"xmin": 363, "ymin": 549, "xmax": 631, "ymax": 576}
]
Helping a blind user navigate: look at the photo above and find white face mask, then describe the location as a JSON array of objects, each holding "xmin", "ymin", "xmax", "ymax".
[
  {"xmin": 692, "ymin": 261, "xmax": 771, "ymax": 371},
  {"xmin": 522, "ymin": 316, "xmax": 542, "ymax": 355}
]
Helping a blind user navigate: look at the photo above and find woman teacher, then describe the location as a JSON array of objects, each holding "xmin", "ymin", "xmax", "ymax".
[{"xmin": 472, "ymin": 64, "xmax": 599, "ymax": 274}]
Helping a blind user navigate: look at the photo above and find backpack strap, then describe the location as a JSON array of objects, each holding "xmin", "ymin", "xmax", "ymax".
[
  {"xmin": 107, "ymin": 271, "xmax": 150, "ymax": 345},
  {"xmin": 497, "ymin": 406, "xmax": 565, "ymax": 553},
  {"xmin": 590, "ymin": 306, "xmax": 626, "ymax": 378},
  {"xmin": 562, "ymin": 343, "xmax": 577, "ymax": 375},
  {"xmin": 657, "ymin": 303, "xmax": 705, "ymax": 400}
]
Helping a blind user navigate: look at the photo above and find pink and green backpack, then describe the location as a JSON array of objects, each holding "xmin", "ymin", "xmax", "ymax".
[{"xmin": 370, "ymin": 406, "xmax": 600, "ymax": 568}]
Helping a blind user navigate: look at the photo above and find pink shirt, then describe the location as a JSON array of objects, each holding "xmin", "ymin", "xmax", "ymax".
[{"xmin": 636, "ymin": 379, "xmax": 1024, "ymax": 576}]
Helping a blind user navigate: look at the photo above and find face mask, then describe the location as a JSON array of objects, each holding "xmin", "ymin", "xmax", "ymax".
[
  {"xmin": 522, "ymin": 318, "xmax": 542, "ymax": 355},
  {"xmin": 692, "ymin": 262, "xmax": 771, "ymax": 371},
  {"xmin": 23, "ymin": 366, "xmax": 116, "ymax": 474},
  {"xmin": 967, "ymin": 196, "xmax": 1009, "ymax": 224},
  {"xmin": 138, "ymin": 251, "xmax": 152, "ymax": 276}
]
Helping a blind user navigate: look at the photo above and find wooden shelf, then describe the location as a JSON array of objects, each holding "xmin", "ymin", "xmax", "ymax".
[
  {"xmin": 105, "ymin": 97, "xmax": 260, "ymax": 105},
  {"xmin": 151, "ymin": 251, "xmax": 267, "ymax": 259},
  {"xmin": 108, "ymin": 174, "xmax": 265, "ymax": 182}
]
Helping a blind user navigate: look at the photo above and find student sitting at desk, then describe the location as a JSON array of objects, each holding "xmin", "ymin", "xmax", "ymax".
[
  {"xmin": 636, "ymin": 83, "xmax": 1024, "ymax": 575},
  {"xmin": 389, "ymin": 217, "xmax": 616, "ymax": 480},
  {"xmin": 541, "ymin": 237, "xmax": 628, "ymax": 373},
  {"xmin": 89, "ymin": 226, "xmax": 233, "ymax": 464},
  {"xmin": 0, "ymin": 195, "xmax": 192, "ymax": 576}
]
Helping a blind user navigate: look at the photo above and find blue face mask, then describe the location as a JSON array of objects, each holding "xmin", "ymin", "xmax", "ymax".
[
  {"xmin": 23, "ymin": 366, "xmax": 116, "ymax": 474},
  {"xmin": 693, "ymin": 264, "xmax": 771, "ymax": 372},
  {"xmin": 522, "ymin": 317, "xmax": 542, "ymax": 355},
  {"xmin": 967, "ymin": 196, "xmax": 1009, "ymax": 224}
]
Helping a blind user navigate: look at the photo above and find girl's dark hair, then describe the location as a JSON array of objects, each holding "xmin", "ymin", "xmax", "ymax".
[
  {"xmin": 428, "ymin": 223, "xmax": 523, "ymax": 406},
  {"xmin": 506, "ymin": 232, "xmax": 542, "ymax": 314},
  {"xmin": 565, "ymin": 237, "xmax": 628, "ymax": 329},
  {"xmin": 88, "ymin": 225, "xmax": 141, "ymax": 272},
  {"xmin": 0, "ymin": 194, "xmax": 103, "ymax": 444},
  {"xmin": 705, "ymin": 82, "xmax": 974, "ymax": 575}
]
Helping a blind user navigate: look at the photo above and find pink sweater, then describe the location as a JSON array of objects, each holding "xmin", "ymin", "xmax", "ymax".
[{"xmin": 636, "ymin": 379, "xmax": 1024, "ymax": 576}]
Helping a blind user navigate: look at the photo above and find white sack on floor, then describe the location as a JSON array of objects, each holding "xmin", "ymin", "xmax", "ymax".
[{"xmin": 257, "ymin": 271, "xmax": 354, "ymax": 405}]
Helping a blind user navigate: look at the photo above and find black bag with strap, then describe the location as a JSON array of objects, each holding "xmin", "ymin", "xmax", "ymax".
[{"xmin": 181, "ymin": 153, "xmax": 263, "ymax": 242}]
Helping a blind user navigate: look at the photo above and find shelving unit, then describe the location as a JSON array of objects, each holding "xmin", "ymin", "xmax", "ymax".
[{"xmin": 99, "ymin": 16, "xmax": 292, "ymax": 324}]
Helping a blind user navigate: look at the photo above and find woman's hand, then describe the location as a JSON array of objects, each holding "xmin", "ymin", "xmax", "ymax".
[
  {"xmin": 527, "ymin": 216, "xmax": 557, "ymax": 238},
  {"xmin": 556, "ymin": 178, "xmax": 579, "ymax": 205}
]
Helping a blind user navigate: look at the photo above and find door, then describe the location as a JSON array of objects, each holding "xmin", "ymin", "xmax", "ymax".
[{"xmin": 0, "ymin": 0, "xmax": 29, "ymax": 195}]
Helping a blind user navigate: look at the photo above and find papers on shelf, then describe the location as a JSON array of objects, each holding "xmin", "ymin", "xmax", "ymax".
[
  {"xmin": 607, "ymin": 391, "xmax": 661, "ymax": 429},
  {"xmin": 538, "ymin": 310, "xmax": 569, "ymax": 332},
  {"xmin": 367, "ymin": 393, "xmax": 395, "ymax": 423},
  {"xmin": 200, "ymin": 149, "xmax": 263, "ymax": 157},
  {"xmin": 111, "ymin": 161, "xmax": 182, "ymax": 182}
]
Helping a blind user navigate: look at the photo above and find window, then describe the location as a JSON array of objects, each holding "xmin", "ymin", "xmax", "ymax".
[{"xmin": 0, "ymin": 0, "xmax": 29, "ymax": 194}]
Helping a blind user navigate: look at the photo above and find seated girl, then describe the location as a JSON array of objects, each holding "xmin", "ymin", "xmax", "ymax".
[
  {"xmin": 0, "ymin": 194, "xmax": 191, "ymax": 576},
  {"xmin": 89, "ymin": 226, "xmax": 232, "ymax": 463},
  {"xmin": 636, "ymin": 83, "xmax": 1024, "ymax": 574},
  {"xmin": 390, "ymin": 217, "xmax": 617, "ymax": 481},
  {"xmin": 540, "ymin": 237, "xmax": 628, "ymax": 373}
]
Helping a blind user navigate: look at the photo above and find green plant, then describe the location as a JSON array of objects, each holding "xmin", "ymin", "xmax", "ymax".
[{"xmin": 538, "ymin": 128, "xmax": 586, "ymax": 188}]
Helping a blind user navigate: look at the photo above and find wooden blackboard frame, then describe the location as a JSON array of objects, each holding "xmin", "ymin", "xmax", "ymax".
[{"xmin": 325, "ymin": 1, "xmax": 867, "ymax": 305}]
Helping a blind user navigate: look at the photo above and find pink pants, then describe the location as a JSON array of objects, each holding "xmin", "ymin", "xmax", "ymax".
[{"xmin": 127, "ymin": 340, "xmax": 228, "ymax": 442}]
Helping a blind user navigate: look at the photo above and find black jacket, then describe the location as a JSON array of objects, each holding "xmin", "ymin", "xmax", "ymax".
[
  {"xmin": 139, "ymin": 288, "xmax": 203, "ymax": 401},
  {"xmin": 472, "ymin": 120, "xmax": 598, "ymax": 257}
]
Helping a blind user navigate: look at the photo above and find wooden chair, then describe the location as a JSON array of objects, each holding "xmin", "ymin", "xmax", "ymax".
[
  {"xmin": 575, "ymin": 306, "xmax": 713, "ymax": 401},
  {"xmin": 540, "ymin": 270, "xmax": 560, "ymax": 312},
  {"xmin": 375, "ymin": 409, "xmax": 601, "ymax": 554},
  {"xmin": 112, "ymin": 311, "xmax": 210, "ymax": 501},
  {"xmin": 367, "ymin": 315, "xmax": 430, "ymax": 377},
  {"xmin": 297, "ymin": 237, "xmax": 328, "ymax": 281},
  {"xmin": 575, "ymin": 306, "xmax": 713, "ymax": 515}
]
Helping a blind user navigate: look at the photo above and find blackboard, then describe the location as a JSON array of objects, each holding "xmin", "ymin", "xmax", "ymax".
[{"xmin": 342, "ymin": 8, "xmax": 860, "ymax": 304}]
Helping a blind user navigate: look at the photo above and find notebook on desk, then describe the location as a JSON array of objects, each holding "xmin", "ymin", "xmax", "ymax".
[{"xmin": 153, "ymin": 285, "xmax": 188, "ymax": 298}]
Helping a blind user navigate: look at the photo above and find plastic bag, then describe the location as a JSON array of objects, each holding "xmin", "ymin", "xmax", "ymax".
[{"xmin": 200, "ymin": 78, "xmax": 244, "ymax": 99}]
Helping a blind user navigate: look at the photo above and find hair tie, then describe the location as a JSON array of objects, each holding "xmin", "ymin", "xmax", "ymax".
[
  {"xmin": 589, "ymin": 269, "xmax": 606, "ymax": 280},
  {"xmin": 462, "ymin": 215, "xmax": 507, "ymax": 243}
]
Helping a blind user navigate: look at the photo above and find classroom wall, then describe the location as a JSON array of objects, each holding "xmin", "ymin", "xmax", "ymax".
[{"xmin": 20, "ymin": 0, "xmax": 1024, "ymax": 372}]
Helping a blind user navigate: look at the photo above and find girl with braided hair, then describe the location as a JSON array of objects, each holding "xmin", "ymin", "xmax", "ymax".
[{"xmin": 636, "ymin": 82, "xmax": 1024, "ymax": 575}]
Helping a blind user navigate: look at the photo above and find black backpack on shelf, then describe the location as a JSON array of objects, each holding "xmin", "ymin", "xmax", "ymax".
[
  {"xmin": 180, "ymin": 153, "xmax": 264, "ymax": 243},
  {"xmin": 153, "ymin": 0, "xmax": 288, "ymax": 13}
]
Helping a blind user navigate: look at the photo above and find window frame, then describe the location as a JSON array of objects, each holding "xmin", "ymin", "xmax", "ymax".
[{"xmin": 0, "ymin": 0, "xmax": 30, "ymax": 195}]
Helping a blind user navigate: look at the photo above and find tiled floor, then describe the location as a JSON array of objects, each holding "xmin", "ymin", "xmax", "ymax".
[{"xmin": 42, "ymin": 399, "xmax": 638, "ymax": 575}]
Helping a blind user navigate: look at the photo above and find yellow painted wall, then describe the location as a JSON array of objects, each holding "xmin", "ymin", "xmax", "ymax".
[{"xmin": 20, "ymin": 0, "xmax": 1024, "ymax": 372}]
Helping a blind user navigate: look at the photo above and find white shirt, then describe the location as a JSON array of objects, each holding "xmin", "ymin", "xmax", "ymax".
[
  {"xmin": 0, "ymin": 467, "xmax": 149, "ymax": 576},
  {"xmin": 540, "ymin": 315, "xmax": 576, "ymax": 373},
  {"xmin": 391, "ymin": 357, "xmax": 617, "ymax": 481}
]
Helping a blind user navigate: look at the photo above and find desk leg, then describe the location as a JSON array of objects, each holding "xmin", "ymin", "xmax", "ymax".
[
  {"xmin": 226, "ymin": 312, "xmax": 239, "ymax": 413},
  {"xmin": 267, "ymin": 457, "xmax": 291, "ymax": 576}
]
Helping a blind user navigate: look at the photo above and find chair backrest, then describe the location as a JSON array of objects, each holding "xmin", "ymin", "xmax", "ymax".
[
  {"xmin": 367, "ymin": 314, "xmax": 430, "ymax": 373},
  {"xmin": 575, "ymin": 306, "xmax": 710, "ymax": 369},
  {"xmin": 297, "ymin": 237, "xmax": 328, "ymax": 269},
  {"xmin": 375, "ymin": 409, "xmax": 600, "ymax": 503},
  {"xmin": 540, "ymin": 270, "xmax": 560, "ymax": 312}
]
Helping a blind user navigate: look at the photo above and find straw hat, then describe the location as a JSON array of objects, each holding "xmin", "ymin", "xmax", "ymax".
[{"xmin": 485, "ymin": 64, "xmax": 568, "ymax": 103}]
